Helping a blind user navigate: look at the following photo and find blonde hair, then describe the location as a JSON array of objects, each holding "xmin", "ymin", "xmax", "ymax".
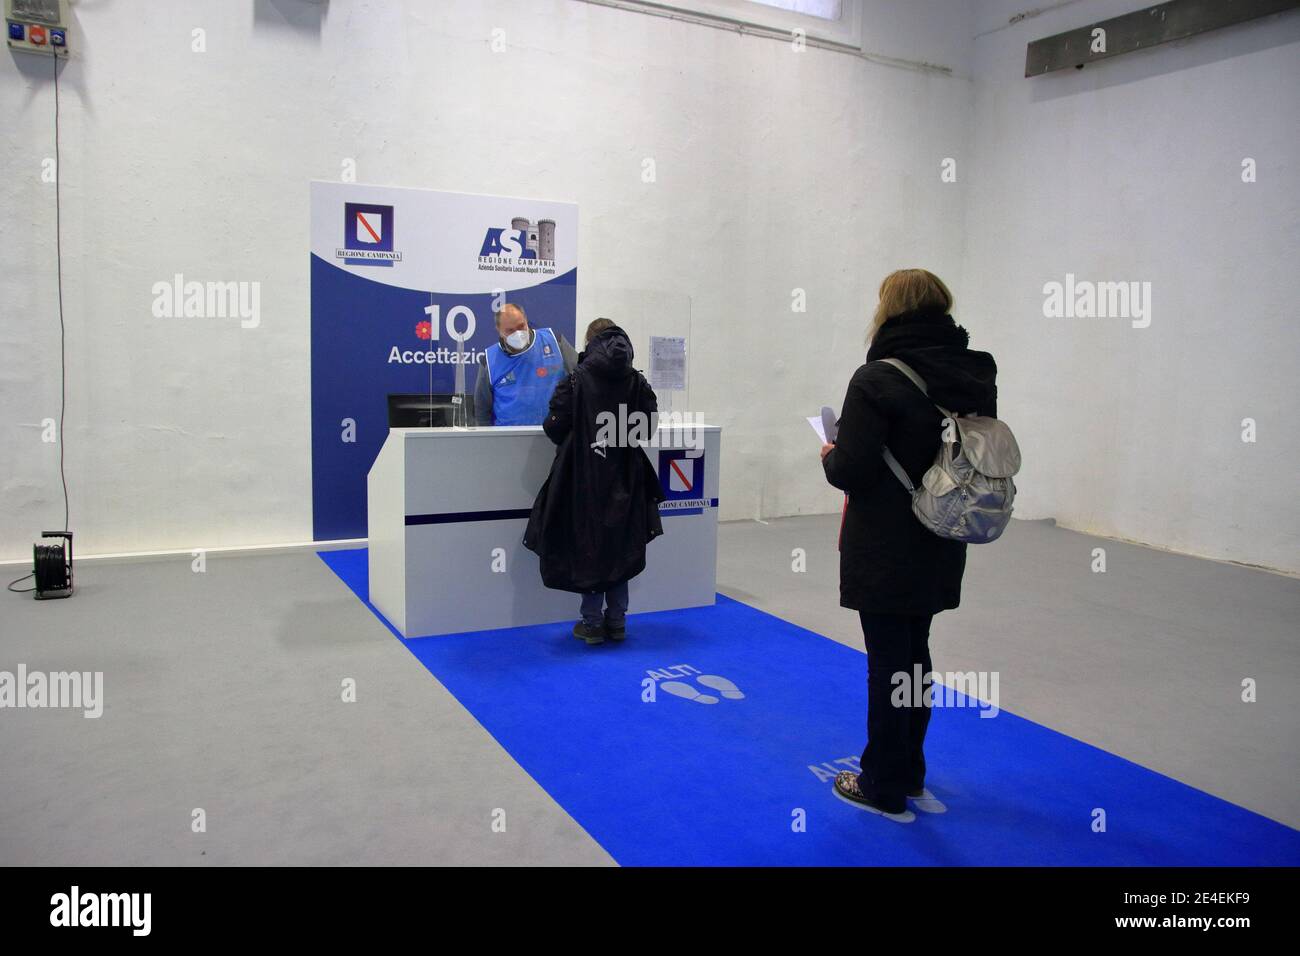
[{"xmin": 869, "ymin": 269, "xmax": 953, "ymax": 339}]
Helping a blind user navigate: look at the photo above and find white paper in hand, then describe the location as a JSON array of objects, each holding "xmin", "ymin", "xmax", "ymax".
[
  {"xmin": 807, "ymin": 415, "xmax": 827, "ymax": 444},
  {"xmin": 821, "ymin": 406, "xmax": 839, "ymax": 443}
]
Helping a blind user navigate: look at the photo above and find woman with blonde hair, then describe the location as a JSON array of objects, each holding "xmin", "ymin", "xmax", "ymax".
[{"xmin": 821, "ymin": 269, "xmax": 998, "ymax": 818}]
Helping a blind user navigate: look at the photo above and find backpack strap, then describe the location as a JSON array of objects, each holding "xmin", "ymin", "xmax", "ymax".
[
  {"xmin": 876, "ymin": 357, "xmax": 938, "ymax": 495},
  {"xmin": 879, "ymin": 357, "xmax": 928, "ymax": 395},
  {"xmin": 878, "ymin": 356, "xmax": 956, "ymax": 418},
  {"xmin": 881, "ymin": 446, "xmax": 915, "ymax": 494}
]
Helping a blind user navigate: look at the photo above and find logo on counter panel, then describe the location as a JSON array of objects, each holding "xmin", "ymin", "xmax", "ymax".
[
  {"xmin": 337, "ymin": 202, "xmax": 402, "ymax": 267},
  {"xmin": 658, "ymin": 449, "xmax": 711, "ymax": 513},
  {"xmin": 478, "ymin": 216, "xmax": 559, "ymax": 276}
]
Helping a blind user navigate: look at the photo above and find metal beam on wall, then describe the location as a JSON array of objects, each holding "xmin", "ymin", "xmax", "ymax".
[{"xmin": 1025, "ymin": 0, "xmax": 1300, "ymax": 76}]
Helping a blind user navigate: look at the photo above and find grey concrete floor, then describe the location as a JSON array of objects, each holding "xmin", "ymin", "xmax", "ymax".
[
  {"xmin": 0, "ymin": 515, "xmax": 1296, "ymax": 865},
  {"xmin": 0, "ymin": 549, "xmax": 612, "ymax": 866}
]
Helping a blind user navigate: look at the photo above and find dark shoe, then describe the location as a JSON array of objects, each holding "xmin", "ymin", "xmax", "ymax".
[
  {"xmin": 573, "ymin": 621, "xmax": 606, "ymax": 645},
  {"xmin": 833, "ymin": 771, "xmax": 912, "ymax": 818},
  {"xmin": 604, "ymin": 616, "xmax": 626, "ymax": 641}
]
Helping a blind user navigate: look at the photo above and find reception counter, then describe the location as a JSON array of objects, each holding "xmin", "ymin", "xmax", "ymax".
[{"xmin": 367, "ymin": 424, "xmax": 721, "ymax": 637}]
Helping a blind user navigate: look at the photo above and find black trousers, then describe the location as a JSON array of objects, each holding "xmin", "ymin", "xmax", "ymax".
[{"xmin": 856, "ymin": 611, "xmax": 934, "ymax": 812}]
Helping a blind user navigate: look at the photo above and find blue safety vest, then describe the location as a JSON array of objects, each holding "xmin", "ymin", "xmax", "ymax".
[{"xmin": 484, "ymin": 327, "xmax": 566, "ymax": 425}]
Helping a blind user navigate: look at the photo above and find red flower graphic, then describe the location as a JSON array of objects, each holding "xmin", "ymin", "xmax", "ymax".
[{"xmin": 415, "ymin": 321, "xmax": 432, "ymax": 340}]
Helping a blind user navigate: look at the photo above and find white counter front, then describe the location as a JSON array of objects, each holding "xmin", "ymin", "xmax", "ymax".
[{"xmin": 367, "ymin": 424, "xmax": 721, "ymax": 637}]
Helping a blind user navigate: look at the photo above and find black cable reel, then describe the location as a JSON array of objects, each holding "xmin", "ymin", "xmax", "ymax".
[{"xmin": 33, "ymin": 531, "xmax": 74, "ymax": 599}]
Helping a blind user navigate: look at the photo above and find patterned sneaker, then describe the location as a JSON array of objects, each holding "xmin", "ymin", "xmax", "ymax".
[{"xmin": 833, "ymin": 770, "xmax": 914, "ymax": 821}]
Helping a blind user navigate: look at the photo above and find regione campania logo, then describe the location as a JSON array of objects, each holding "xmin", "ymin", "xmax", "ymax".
[
  {"xmin": 337, "ymin": 202, "xmax": 402, "ymax": 267},
  {"xmin": 658, "ymin": 449, "xmax": 710, "ymax": 512}
]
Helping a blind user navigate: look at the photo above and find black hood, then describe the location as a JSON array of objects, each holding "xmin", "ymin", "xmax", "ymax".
[
  {"xmin": 866, "ymin": 308, "xmax": 997, "ymax": 415},
  {"xmin": 579, "ymin": 326, "xmax": 635, "ymax": 380}
]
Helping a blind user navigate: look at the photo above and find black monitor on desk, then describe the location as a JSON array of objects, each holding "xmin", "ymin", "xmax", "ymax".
[{"xmin": 386, "ymin": 393, "xmax": 474, "ymax": 428}]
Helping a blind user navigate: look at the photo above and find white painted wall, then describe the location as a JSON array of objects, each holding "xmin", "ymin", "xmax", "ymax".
[
  {"xmin": 964, "ymin": 0, "xmax": 1300, "ymax": 572},
  {"xmin": 3, "ymin": 0, "xmax": 1296, "ymax": 573},
  {"xmin": 0, "ymin": 0, "xmax": 972, "ymax": 560}
]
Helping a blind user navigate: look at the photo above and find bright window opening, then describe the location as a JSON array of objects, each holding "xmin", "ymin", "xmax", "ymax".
[{"xmin": 746, "ymin": 0, "xmax": 842, "ymax": 20}]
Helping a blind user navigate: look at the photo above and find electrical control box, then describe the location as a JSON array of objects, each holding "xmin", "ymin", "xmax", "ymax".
[{"xmin": 6, "ymin": 0, "xmax": 68, "ymax": 57}]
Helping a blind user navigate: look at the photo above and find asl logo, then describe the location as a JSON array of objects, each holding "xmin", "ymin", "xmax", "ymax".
[
  {"xmin": 336, "ymin": 202, "xmax": 402, "ymax": 267},
  {"xmin": 479, "ymin": 216, "xmax": 556, "ymax": 262},
  {"xmin": 478, "ymin": 227, "xmax": 537, "ymax": 261}
]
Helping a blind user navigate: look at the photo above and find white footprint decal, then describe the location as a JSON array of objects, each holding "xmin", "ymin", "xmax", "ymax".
[
  {"xmin": 909, "ymin": 789, "xmax": 947, "ymax": 814},
  {"xmin": 833, "ymin": 787, "xmax": 916, "ymax": 824},
  {"xmin": 660, "ymin": 681, "xmax": 719, "ymax": 704},
  {"xmin": 696, "ymin": 675, "xmax": 744, "ymax": 700}
]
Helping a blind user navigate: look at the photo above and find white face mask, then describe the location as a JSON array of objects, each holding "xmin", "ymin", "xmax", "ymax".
[{"xmin": 505, "ymin": 329, "xmax": 529, "ymax": 350}]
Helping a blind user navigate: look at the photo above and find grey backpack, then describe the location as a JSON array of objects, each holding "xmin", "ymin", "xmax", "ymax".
[{"xmin": 878, "ymin": 357, "xmax": 1021, "ymax": 544}]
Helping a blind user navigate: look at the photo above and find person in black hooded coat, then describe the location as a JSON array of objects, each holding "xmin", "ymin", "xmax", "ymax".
[
  {"xmin": 821, "ymin": 269, "xmax": 998, "ymax": 817},
  {"xmin": 523, "ymin": 320, "xmax": 663, "ymax": 644}
]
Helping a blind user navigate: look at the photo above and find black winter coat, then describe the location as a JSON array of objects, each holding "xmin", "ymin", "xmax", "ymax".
[
  {"xmin": 523, "ymin": 326, "xmax": 664, "ymax": 593},
  {"xmin": 822, "ymin": 309, "xmax": 998, "ymax": 614}
]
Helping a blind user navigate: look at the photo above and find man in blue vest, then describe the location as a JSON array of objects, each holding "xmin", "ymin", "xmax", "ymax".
[{"xmin": 474, "ymin": 303, "xmax": 578, "ymax": 425}]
